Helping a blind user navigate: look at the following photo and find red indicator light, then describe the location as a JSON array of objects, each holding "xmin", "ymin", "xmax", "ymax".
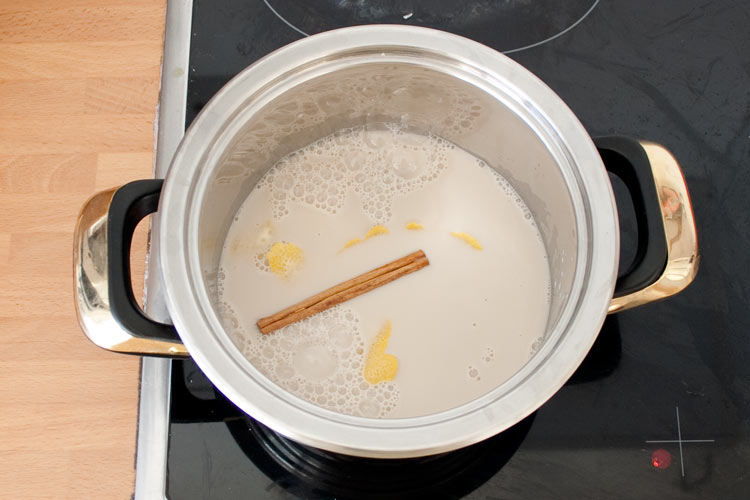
[{"xmin": 651, "ymin": 449, "xmax": 672, "ymax": 469}]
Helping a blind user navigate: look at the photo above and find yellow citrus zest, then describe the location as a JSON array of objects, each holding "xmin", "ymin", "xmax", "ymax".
[
  {"xmin": 450, "ymin": 232, "xmax": 483, "ymax": 250},
  {"xmin": 266, "ymin": 242, "xmax": 304, "ymax": 277},
  {"xmin": 343, "ymin": 237, "xmax": 362, "ymax": 249},
  {"xmin": 364, "ymin": 225, "xmax": 389, "ymax": 239},
  {"xmin": 363, "ymin": 321, "xmax": 399, "ymax": 384}
]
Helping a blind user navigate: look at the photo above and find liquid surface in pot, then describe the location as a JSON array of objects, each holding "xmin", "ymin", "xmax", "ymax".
[{"xmin": 217, "ymin": 124, "xmax": 551, "ymax": 418}]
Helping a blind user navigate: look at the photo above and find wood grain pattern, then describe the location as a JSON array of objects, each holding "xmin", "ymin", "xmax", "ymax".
[
  {"xmin": 0, "ymin": 42, "xmax": 162, "ymax": 79},
  {"xmin": 0, "ymin": 1, "xmax": 166, "ymax": 498}
]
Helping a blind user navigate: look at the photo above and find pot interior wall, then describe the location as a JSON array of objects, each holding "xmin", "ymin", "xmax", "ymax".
[{"xmin": 196, "ymin": 58, "xmax": 578, "ymax": 355}]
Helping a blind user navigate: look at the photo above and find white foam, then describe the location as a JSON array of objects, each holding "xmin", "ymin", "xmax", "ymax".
[
  {"xmin": 254, "ymin": 124, "xmax": 450, "ymax": 224},
  {"xmin": 233, "ymin": 305, "xmax": 399, "ymax": 417}
]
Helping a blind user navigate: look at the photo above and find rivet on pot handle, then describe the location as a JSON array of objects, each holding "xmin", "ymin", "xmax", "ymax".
[
  {"xmin": 594, "ymin": 137, "xmax": 699, "ymax": 314},
  {"xmin": 74, "ymin": 181, "xmax": 189, "ymax": 357}
]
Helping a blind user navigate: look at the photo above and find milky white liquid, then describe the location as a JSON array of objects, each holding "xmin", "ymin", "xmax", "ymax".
[{"xmin": 217, "ymin": 124, "xmax": 550, "ymax": 418}]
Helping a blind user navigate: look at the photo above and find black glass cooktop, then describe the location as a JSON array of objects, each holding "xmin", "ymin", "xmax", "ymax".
[{"xmin": 167, "ymin": 0, "xmax": 750, "ymax": 498}]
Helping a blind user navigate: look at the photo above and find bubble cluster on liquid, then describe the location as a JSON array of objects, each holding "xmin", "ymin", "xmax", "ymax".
[
  {"xmin": 218, "ymin": 304, "xmax": 399, "ymax": 418},
  {"xmin": 467, "ymin": 348, "xmax": 495, "ymax": 381},
  {"xmin": 482, "ymin": 347, "xmax": 495, "ymax": 363},
  {"xmin": 217, "ymin": 299, "xmax": 246, "ymax": 347},
  {"xmin": 530, "ymin": 335, "xmax": 545, "ymax": 357},
  {"xmin": 253, "ymin": 252, "xmax": 270, "ymax": 273},
  {"xmin": 253, "ymin": 123, "xmax": 451, "ymax": 224}
]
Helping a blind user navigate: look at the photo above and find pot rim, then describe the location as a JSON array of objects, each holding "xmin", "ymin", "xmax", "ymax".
[{"xmin": 159, "ymin": 25, "xmax": 618, "ymax": 458}]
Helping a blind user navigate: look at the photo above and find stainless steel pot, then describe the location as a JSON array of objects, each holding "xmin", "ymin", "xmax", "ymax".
[{"xmin": 74, "ymin": 26, "xmax": 698, "ymax": 458}]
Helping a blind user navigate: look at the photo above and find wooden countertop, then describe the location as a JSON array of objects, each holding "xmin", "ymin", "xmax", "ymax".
[{"xmin": 0, "ymin": 1, "xmax": 166, "ymax": 497}]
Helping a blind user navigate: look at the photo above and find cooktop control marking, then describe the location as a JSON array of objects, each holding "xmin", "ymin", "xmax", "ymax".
[{"xmin": 645, "ymin": 406, "xmax": 715, "ymax": 477}]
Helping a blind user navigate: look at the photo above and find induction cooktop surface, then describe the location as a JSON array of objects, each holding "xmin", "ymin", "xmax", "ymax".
[{"xmin": 145, "ymin": 1, "xmax": 750, "ymax": 498}]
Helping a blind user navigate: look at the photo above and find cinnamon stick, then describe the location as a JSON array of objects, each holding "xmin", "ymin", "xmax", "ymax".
[{"xmin": 257, "ymin": 250, "xmax": 429, "ymax": 334}]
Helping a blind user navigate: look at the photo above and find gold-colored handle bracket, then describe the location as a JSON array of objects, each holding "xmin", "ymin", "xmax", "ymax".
[
  {"xmin": 73, "ymin": 188, "xmax": 189, "ymax": 357},
  {"xmin": 608, "ymin": 142, "xmax": 699, "ymax": 313}
]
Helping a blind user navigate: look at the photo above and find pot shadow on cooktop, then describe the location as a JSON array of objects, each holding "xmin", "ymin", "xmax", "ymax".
[
  {"xmin": 566, "ymin": 315, "xmax": 622, "ymax": 385},
  {"xmin": 217, "ymin": 320, "xmax": 618, "ymax": 500},
  {"xmin": 171, "ymin": 361, "xmax": 535, "ymax": 499},
  {"xmin": 169, "ymin": 314, "xmax": 619, "ymax": 500},
  {"xmin": 225, "ymin": 411, "xmax": 535, "ymax": 500}
]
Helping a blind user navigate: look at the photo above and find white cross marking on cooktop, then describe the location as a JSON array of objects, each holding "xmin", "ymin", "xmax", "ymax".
[{"xmin": 645, "ymin": 406, "xmax": 715, "ymax": 477}]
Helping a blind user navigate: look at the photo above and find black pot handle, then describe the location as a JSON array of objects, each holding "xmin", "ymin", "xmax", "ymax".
[
  {"xmin": 107, "ymin": 179, "xmax": 182, "ymax": 345},
  {"xmin": 594, "ymin": 136, "xmax": 668, "ymax": 297}
]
